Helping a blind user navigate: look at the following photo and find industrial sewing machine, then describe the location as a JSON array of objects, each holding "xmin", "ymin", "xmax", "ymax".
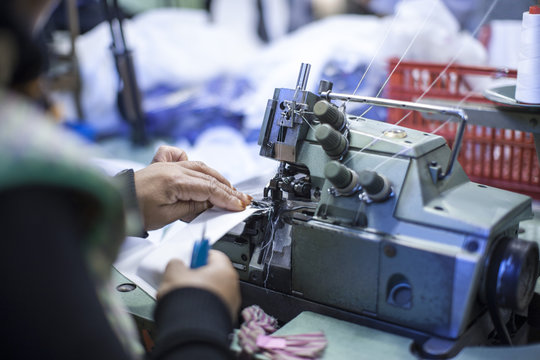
[{"xmin": 212, "ymin": 63, "xmax": 540, "ymax": 358}]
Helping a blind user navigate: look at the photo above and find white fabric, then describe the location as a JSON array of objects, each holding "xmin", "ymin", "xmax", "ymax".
[
  {"xmin": 72, "ymin": 3, "xmax": 487, "ymax": 132},
  {"xmin": 135, "ymin": 207, "xmax": 259, "ymax": 297},
  {"xmin": 76, "ymin": 8, "xmax": 261, "ymax": 131}
]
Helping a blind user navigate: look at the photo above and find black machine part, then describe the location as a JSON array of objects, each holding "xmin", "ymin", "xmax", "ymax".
[
  {"xmin": 101, "ymin": 0, "xmax": 146, "ymax": 145},
  {"xmin": 485, "ymin": 236, "xmax": 539, "ymax": 344}
]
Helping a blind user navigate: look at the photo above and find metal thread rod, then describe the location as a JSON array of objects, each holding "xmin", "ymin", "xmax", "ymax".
[
  {"xmin": 296, "ymin": 63, "xmax": 311, "ymax": 91},
  {"xmin": 323, "ymin": 91, "xmax": 468, "ymax": 179}
]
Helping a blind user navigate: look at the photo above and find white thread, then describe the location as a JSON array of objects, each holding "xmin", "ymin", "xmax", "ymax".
[
  {"xmin": 344, "ymin": 0, "xmax": 500, "ymax": 166},
  {"xmin": 515, "ymin": 8, "xmax": 540, "ymax": 104},
  {"xmin": 300, "ymin": 114, "xmax": 316, "ymax": 131},
  {"xmin": 360, "ymin": 0, "xmax": 437, "ymax": 118},
  {"xmin": 348, "ymin": 2, "xmax": 406, "ymax": 101}
]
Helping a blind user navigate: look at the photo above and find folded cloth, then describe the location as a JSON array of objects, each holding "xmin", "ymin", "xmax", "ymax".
[{"xmin": 238, "ymin": 305, "xmax": 327, "ymax": 360}]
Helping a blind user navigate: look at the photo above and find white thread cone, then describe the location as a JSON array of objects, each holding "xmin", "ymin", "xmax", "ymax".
[{"xmin": 516, "ymin": 7, "xmax": 540, "ymax": 104}]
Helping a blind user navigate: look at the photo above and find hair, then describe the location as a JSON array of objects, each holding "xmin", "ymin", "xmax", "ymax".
[{"xmin": 0, "ymin": 1, "xmax": 46, "ymax": 88}]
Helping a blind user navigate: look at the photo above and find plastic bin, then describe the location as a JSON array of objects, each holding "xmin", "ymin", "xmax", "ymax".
[{"xmin": 385, "ymin": 59, "xmax": 540, "ymax": 199}]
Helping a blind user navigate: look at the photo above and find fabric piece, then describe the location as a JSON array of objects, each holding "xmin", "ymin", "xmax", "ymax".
[
  {"xmin": 238, "ymin": 305, "xmax": 327, "ymax": 360},
  {"xmin": 136, "ymin": 206, "xmax": 259, "ymax": 295}
]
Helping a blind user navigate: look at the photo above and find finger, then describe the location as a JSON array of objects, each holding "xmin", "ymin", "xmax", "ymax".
[
  {"xmin": 164, "ymin": 258, "xmax": 188, "ymax": 275},
  {"xmin": 158, "ymin": 258, "xmax": 192, "ymax": 299},
  {"xmin": 178, "ymin": 167, "xmax": 252, "ymax": 206},
  {"xmin": 207, "ymin": 249, "xmax": 231, "ymax": 265},
  {"xmin": 178, "ymin": 161, "xmax": 232, "ymax": 188},
  {"xmin": 152, "ymin": 145, "xmax": 189, "ymax": 163},
  {"xmin": 174, "ymin": 171, "xmax": 247, "ymax": 210},
  {"xmin": 207, "ymin": 250, "xmax": 238, "ymax": 278}
]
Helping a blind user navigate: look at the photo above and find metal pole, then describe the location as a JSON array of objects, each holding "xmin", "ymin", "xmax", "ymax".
[
  {"xmin": 322, "ymin": 91, "xmax": 468, "ymax": 179},
  {"xmin": 296, "ymin": 63, "xmax": 311, "ymax": 91}
]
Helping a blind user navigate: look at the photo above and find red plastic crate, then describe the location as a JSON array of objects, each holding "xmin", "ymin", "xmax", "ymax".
[{"xmin": 385, "ymin": 59, "xmax": 540, "ymax": 199}]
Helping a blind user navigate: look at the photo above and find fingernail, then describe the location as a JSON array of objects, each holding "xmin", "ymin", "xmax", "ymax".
[
  {"xmin": 235, "ymin": 199, "xmax": 245, "ymax": 210},
  {"xmin": 241, "ymin": 194, "xmax": 252, "ymax": 205}
]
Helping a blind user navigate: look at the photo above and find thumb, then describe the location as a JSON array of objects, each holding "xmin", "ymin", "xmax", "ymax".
[
  {"xmin": 157, "ymin": 258, "xmax": 189, "ymax": 300},
  {"xmin": 152, "ymin": 146, "xmax": 189, "ymax": 163},
  {"xmin": 164, "ymin": 258, "xmax": 188, "ymax": 276}
]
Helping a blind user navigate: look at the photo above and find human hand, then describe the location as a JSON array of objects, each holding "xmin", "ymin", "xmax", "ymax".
[
  {"xmin": 157, "ymin": 250, "xmax": 241, "ymax": 321},
  {"xmin": 135, "ymin": 146, "xmax": 252, "ymax": 230},
  {"xmin": 151, "ymin": 145, "xmax": 189, "ymax": 163}
]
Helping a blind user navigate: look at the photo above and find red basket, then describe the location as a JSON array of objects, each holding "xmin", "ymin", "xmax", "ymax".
[{"xmin": 385, "ymin": 59, "xmax": 540, "ymax": 199}]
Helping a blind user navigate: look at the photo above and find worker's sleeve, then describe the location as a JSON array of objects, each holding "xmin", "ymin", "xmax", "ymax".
[
  {"xmin": 151, "ymin": 288, "xmax": 235, "ymax": 360},
  {"xmin": 0, "ymin": 188, "xmax": 132, "ymax": 360},
  {"xmin": 114, "ymin": 168, "xmax": 148, "ymax": 238}
]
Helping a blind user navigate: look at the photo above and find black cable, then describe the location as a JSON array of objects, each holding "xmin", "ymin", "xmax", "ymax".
[{"xmin": 100, "ymin": 0, "xmax": 147, "ymax": 145}]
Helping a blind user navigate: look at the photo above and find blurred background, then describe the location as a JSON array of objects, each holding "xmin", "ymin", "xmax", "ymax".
[{"xmin": 41, "ymin": 0, "xmax": 537, "ymax": 187}]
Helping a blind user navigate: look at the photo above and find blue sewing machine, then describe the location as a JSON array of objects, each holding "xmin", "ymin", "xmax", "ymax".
[{"xmin": 114, "ymin": 63, "xmax": 540, "ymax": 359}]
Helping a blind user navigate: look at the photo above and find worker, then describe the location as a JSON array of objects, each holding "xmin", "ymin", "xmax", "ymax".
[{"xmin": 0, "ymin": 0, "xmax": 250, "ymax": 359}]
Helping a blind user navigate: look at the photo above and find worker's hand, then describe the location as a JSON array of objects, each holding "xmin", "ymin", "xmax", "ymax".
[
  {"xmin": 157, "ymin": 250, "xmax": 241, "ymax": 321},
  {"xmin": 151, "ymin": 145, "xmax": 189, "ymax": 163},
  {"xmin": 135, "ymin": 146, "xmax": 252, "ymax": 230}
]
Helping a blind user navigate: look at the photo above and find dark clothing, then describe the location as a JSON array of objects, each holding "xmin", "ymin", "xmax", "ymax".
[
  {"xmin": 153, "ymin": 288, "xmax": 234, "ymax": 360},
  {"xmin": 0, "ymin": 188, "xmax": 133, "ymax": 360},
  {"xmin": 0, "ymin": 91, "xmax": 234, "ymax": 359},
  {"xmin": 0, "ymin": 188, "xmax": 233, "ymax": 360}
]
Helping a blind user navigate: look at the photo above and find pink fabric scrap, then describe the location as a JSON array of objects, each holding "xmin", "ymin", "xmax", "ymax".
[{"xmin": 238, "ymin": 305, "xmax": 327, "ymax": 360}]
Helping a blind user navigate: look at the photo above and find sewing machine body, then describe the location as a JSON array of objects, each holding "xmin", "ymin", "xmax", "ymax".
[{"xmin": 214, "ymin": 65, "xmax": 538, "ymax": 357}]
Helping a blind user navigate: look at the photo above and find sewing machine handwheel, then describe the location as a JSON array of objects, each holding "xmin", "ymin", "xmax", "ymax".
[
  {"xmin": 494, "ymin": 237, "xmax": 539, "ymax": 312},
  {"xmin": 484, "ymin": 237, "xmax": 538, "ymax": 344}
]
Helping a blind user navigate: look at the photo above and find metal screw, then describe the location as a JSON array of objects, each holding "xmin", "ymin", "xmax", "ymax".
[
  {"xmin": 383, "ymin": 129, "xmax": 407, "ymax": 139},
  {"xmin": 384, "ymin": 244, "xmax": 397, "ymax": 258},
  {"xmin": 465, "ymin": 241, "xmax": 479, "ymax": 253}
]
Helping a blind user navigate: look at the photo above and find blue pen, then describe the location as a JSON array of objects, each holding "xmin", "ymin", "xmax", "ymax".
[{"xmin": 190, "ymin": 224, "xmax": 209, "ymax": 268}]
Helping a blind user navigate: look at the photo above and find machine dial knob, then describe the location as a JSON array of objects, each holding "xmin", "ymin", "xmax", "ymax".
[
  {"xmin": 358, "ymin": 170, "xmax": 392, "ymax": 202},
  {"xmin": 315, "ymin": 124, "xmax": 348, "ymax": 159},
  {"xmin": 314, "ymin": 100, "xmax": 345, "ymax": 131},
  {"xmin": 324, "ymin": 161, "xmax": 359, "ymax": 195}
]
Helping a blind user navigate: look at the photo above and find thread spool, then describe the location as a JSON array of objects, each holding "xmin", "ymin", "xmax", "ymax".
[{"xmin": 515, "ymin": 6, "xmax": 540, "ymax": 104}]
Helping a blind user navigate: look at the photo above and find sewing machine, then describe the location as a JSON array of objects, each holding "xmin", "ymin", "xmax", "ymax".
[{"xmin": 212, "ymin": 64, "xmax": 540, "ymax": 358}]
